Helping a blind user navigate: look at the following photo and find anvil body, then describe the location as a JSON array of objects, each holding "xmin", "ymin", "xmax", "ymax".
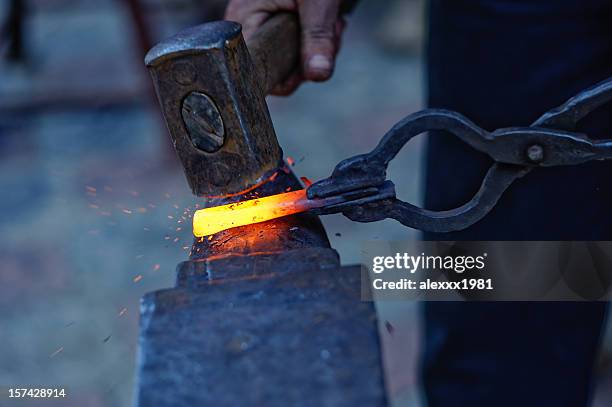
[{"xmin": 134, "ymin": 248, "xmax": 387, "ymax": 406}]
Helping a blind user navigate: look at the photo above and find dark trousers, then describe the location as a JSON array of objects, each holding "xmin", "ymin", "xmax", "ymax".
[{"xmin": 423, "ymin": 0, "xmax": 612, "ymax": 405}]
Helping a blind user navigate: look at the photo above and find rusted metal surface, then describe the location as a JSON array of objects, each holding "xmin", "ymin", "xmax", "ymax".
[
  {"xmin": 145, "ymin": 21, "xmax": 283, "ymax": 197},
  {"xmin": 180, "ymin": 91, "xmax": 225, "ymax": 153}
]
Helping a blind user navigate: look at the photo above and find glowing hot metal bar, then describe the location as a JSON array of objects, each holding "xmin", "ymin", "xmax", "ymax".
[{"xmin": 193, "ymin": 189, "xmax": 326, "ymax": 237}]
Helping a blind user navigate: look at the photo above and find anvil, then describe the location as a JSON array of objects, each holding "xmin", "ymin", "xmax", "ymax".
[{"xmin": 134, "ymin": 12, "xmax": 387, "ymax": 407}]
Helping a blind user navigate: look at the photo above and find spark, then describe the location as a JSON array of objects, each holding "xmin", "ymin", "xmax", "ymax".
[
  {"xmin": 133, "ymin": 274, "xmax": 143, "ymax": 283},
  {"xmin": 300, "ymin": 176, "xmax": 313, "ymax": 187},
  {"xmin": 49, "ymin": 347, "xmax": 64, "ymax": 358},
  {"xmin": 118, "ymin": 308, "xmax": 127, "ymax": 317},
  {"xmin": 122, "ymin": 209, "xmax": 132, "ymax": 215},
  {"xmin": 152, "ymin": 264, "xmax": 160, "ymax": 271}
]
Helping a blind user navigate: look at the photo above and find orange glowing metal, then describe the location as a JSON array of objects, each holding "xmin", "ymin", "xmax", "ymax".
[{"xmin": 193, "ymin": 189, "xmax": 327, "ymax": 237}]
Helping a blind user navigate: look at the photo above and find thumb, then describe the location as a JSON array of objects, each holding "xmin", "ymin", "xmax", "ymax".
[{"xmin": 298, "ymin": 0, "xmax": 342, "ymax": 81}]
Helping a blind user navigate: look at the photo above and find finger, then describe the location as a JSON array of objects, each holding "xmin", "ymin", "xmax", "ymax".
[
  {"xmin": 298, "ymin": 0, "xmax": 342, "ymax": 82},
  {"xmin": 241, "ymin": 12, "xmax": 270, "ymax": 39},
  {"xmin": 270, "ymin": 71, "xmax": 304, "ymax": 96},
  {"xmin": 224, "ymin": 0, "xmax": 252, "ymax": 21},
  {"xmin": 334, "ymin": 18, "xmax": 346, "ymax": 52},
  {"xmin": 225, "ymin": 0, "xmax": 297, "ymax": 39}
]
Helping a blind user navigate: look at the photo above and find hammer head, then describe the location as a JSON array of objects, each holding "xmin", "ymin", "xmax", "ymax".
[{"xmin": 145, "ymin": 22, "xmax": 282, "ymax": 197}]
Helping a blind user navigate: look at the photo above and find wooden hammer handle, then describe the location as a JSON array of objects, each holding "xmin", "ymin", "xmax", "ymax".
[
  {"xmin": 246, "ymin": 12, "xmax": 300, "ymax": 95},
  {"xmin": 245, "ymin": 0, "xmax": 358, "ymax": 94}
]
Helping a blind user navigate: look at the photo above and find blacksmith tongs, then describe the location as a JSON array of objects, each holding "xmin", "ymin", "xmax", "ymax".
[{"xmin": 307, "ymin": 77, "xmax": 612, "ymax": 233}]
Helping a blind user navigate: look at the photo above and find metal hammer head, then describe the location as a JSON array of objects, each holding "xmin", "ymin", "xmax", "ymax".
[{"xmin": 145, "ymin": 21, "xmax": 282, "ymax": 197}]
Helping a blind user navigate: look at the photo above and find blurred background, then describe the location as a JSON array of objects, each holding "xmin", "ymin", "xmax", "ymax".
[{"xmin": 0, "ymin": 0, "xmax": 611, "ymax": 406}]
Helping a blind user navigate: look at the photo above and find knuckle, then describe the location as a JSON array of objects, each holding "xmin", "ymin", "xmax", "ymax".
[
  {"xmin": 224, "ymin": 3, "xmax": 238, "ymax": 18},
  {"xmin": 262, "ymin": 0, "xmax": 296, "ymax": 11},
  {"xmin": 302, "ymin": 25, "xmax": 335, "ymax": 41},
  {"xmin": 225, "ymin": 0, "xmax": 249, "ymax": 19}
]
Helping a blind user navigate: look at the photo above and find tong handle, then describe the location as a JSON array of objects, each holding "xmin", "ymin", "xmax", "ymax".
[
  {"xmin": 532, "ymin": 76, "xmax": 612, "ymax": 130},
  {"xmin": 368, "ymin": 110, "xmax": 490, "ymax": 168}
]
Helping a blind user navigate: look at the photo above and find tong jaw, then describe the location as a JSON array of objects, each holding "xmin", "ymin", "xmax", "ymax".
[
  {"xmin": 532, "ymin": 77, "xmax": 612, "ymax": 130},
  {"xmin": 307, "ymin": 154, "xmax": 386, "ymax": 200}
]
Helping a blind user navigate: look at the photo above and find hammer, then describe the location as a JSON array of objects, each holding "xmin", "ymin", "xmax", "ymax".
[{"xmin": 145, "ymin": 13, "xmax": 306, "ymax": 198}]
